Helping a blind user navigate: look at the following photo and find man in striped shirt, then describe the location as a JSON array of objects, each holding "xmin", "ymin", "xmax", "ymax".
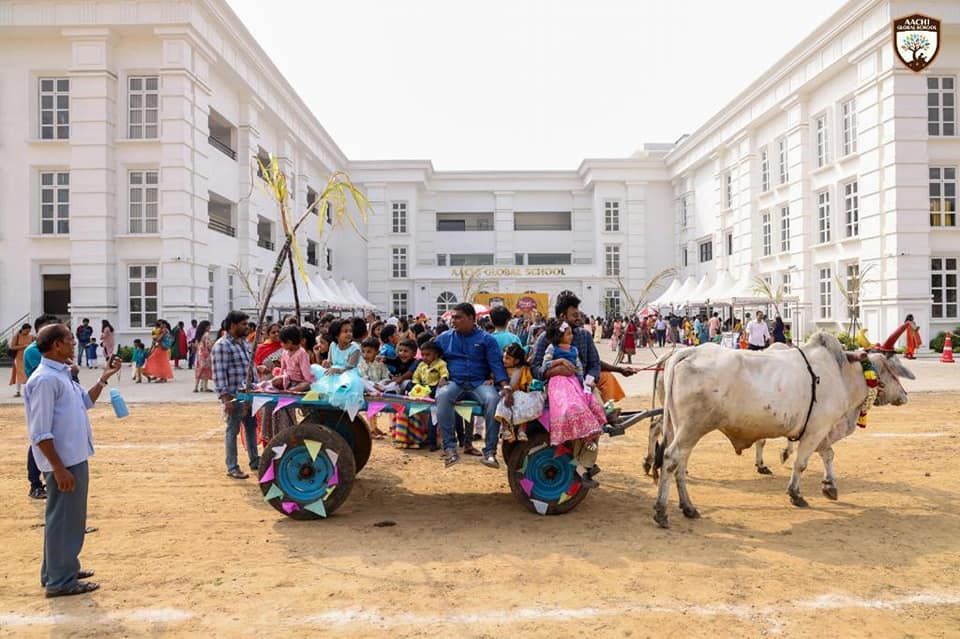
[{"xmin": 212, "ymin": 311, "xmax": 260, "ymax": 479}]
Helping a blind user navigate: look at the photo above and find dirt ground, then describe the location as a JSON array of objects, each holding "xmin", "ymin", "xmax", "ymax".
[{"xmin": 1, "ymin": 393, "xmax": 959, "ymax": 638}]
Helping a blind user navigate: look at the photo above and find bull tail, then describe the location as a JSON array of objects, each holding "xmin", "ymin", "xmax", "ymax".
[{"xmin": 653, "ymin": 348, "xmax": 691, "ymax": 473}]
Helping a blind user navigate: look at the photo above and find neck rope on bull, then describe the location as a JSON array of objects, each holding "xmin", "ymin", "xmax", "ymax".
[
  {"xmin": 858, "ymin": 359, "xmax": 880, "ymax": 428},
  {"xmin": 790, "ymin": 347, "xmax": 821, "ymax": 442}
]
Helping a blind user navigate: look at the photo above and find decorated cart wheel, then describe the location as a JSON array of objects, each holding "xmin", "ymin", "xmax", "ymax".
[
  {"xmin": 506, "ymin": 431, "xmax": 591, "ymax": 515},
  {"xmin": 258, "ymin": 422, "xmax": 356, "ymax": 520},
  {"xmin": 300, "ymin": 410, "xmax": 372, "ymax": 473}
]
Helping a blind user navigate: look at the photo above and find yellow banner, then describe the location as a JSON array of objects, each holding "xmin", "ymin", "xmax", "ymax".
[{"xmin": 472, "ymin": 293, "xmax": 550, "ymax": 317}]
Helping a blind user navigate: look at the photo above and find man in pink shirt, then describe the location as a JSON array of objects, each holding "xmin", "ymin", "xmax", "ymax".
[{"xmin": 708, "ymin": 312, "xmax": 721, "ymax": 339}]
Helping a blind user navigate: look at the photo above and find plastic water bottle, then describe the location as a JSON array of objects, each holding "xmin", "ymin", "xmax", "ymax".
[{"xmin": 109, "ymin": 388, "xmax": 129, "ymax": 419}]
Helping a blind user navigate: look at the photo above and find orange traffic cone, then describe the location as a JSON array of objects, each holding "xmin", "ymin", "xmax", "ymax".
[{"xmin": 941, "ymin": 334, "xmax": 955, "ymax": 363}]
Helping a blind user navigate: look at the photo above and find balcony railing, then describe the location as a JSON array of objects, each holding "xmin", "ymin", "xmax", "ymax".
[
  {"xmin": 208, "ymin": 135, "xmax": 237, "ymax": 160},
  {"xmin": 208, "ymin": 217, "xmax": 236, "ymax": 237},
  {"xmin": 257, "ymin": 238, "xmax": 275, "ymax": 250}
]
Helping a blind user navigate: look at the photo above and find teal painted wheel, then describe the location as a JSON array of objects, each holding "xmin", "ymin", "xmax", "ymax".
[
  {"xmin": 259, "ymin": 421, "xmax": 356, "ymax": 520},
  {"xmin": 506, "ymin": 430, "xmax": 591, "ymax": 515},
  {"xmin": 300, "ymin": 410, "xmax": 373, "ymax": 473}
]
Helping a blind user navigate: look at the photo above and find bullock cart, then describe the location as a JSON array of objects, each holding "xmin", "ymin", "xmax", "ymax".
[{"xmin": 235, "ymin": 391, "xmax": 660, "ymax": 520}]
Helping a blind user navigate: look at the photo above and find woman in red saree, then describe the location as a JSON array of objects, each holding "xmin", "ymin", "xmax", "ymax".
[
  {"xmin": 904, "ymin": 314, "xmax": 922, "ymax": 359},
  {"xmin": 254, "ymin": 324, "xmax": 284, "ymax": 445}
]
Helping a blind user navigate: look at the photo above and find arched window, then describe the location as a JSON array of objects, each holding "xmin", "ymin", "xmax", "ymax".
[{"xmin": 436, "ymin": 291, "xmax": 458, "ymax": 316}]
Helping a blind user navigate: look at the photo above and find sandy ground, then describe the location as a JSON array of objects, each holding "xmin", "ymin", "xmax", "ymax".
[{"xmin": 1, "ymin": 383, "xmax": 959, "ymax": 637}]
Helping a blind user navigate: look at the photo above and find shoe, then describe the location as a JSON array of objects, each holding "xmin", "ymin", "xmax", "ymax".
[
  {"xmin": 462, "ymin": 446, "xmax": 482, "ymax": 457},
  {"xmin": 14, "ymin": 391, "xmax": 20, "ymax": 398},
  {"xmin": 443, "ymin": 451, "xmax": 460, "ymax": 468},
  {"xmin": 77, "ymin": 570, "xmax": 95, "ymax": 580},
  {"xmin": 580, "ymin": 475, "xmax": 600, "ymax": 489},
  {"xmin": 29, "ymin": 486, "xmax": 47, "ymax": 500},
  {"xmin": 481, "ymin": 455, "xmax": 500, "ymax": 469},
  {"xmin": 250, "ymin": 460, "xmax": 260, "ymax": 471},
  {"xmin": 227, "ymin": 469, "xmax": 249, "ymax": 479},
  {"xmin": 588, "ymin": 464, "xmax": 601, "ymax": 478}
]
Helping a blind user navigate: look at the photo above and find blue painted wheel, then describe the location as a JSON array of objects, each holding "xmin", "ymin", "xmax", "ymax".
[
  {"xmin": 259, "ymin": 422, "xmax": 356, "ymax": 520},
  {"xmin": 506, "ymin": 430, "xmax": 591, "ymax": 515}
]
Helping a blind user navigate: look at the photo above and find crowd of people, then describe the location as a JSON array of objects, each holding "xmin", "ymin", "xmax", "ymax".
[{"xmin": 601, "ymin": 310, "xmax": 790, "ymax": 353}]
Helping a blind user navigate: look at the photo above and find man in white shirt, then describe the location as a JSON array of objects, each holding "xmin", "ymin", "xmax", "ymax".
[{"xmin": 746, "ymin": 311, "xmax": 771, "ymax": 351}]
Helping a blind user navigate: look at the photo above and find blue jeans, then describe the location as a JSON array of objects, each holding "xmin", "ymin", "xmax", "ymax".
[
  {"xmin": 436, "ymin": 381, "xmax": 500, "ymax": 457},
  {"xmin": 225, "ymin": 406, "xmax": 260, "ymax": 472},
  {"xmin": 77, "ymin": 341, "xmax": 89, "ymax": 365},
  {"xmin": 41, "ymin": 461, "xmax": 88, "ymax": 592}
]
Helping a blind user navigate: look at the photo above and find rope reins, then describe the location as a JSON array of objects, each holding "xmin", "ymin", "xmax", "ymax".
[{"xmin": 790, "ymin": 347, "xmax": 820, "ymax": 442}]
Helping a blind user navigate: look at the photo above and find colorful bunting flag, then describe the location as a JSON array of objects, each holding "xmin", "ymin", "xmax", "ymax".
[
  {"xmin": 251, "ymin": 395, "xmax": 272, "ymax": 416},
  {"xmin": 258, "ymin": 462, "xmax": 275, "ymax": 484},
  {"xmin": 304, "ymin": 439, "xmax": 322, "ymax": 461},
  {"xmin": 325, "ymin": 449, "xmax": 339, "ymax": 466},
  {"xmin": 304, "ymin": 499, "xmax": 327, "ymax": 518},
  {"xmin": 365, "ymin": 402, "xmax": 387, "ymax": 418},
  {"xmin": 409, "ymin": 404, "xmax": 430, "ymax": 417},
  {"xmin": 520, "ymin": 478, "xmax": 534, "ymax": 496},
  {"xmin": 454, "ymin": 404, "xmax": 474, "ymax": 423},
  {"xmin": 274, "ymin": 396, "xmax": 297, "ymax": 413},
  {"xmin": 263, "ymin": 484, "xmax": 283, "ymax": 502},
  {"xmin": 531, "ymin": 500, "xmax": 549, "ymax": 515},
  {"xmin": 281, "ymin": 501, "xmax": 300, "ymax": 514},
  {"xmin": 303, "ymin": 390, "xmax": 320, "ymax": 402},
  {"xmin": 271, "ymin": 444, "xmax": 287, "ymax": 459}
]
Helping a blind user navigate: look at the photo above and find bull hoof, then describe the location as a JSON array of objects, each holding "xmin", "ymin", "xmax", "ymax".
[
  {"xmin": 780, "ymin": 448, "xmax": 791, "ymax": 464},
  {"xmin": 788, "ymin": 492, "xmax": 809, "ymax": 508},
  {"xmin": 654, "ymin": 505, "xmax": 670, "ymax": 528},
  {"xmin": 756, "ymin": 465, "xmax": 773, "ymax": 475},
  {"xmin": 643, "ymin": 459, "xmax": 652, "ymax": 476},
  {"xmin": 681, "ymin": 504, "xmax": 701, "ymax": 519},
  {"xmin": 821, "ymin": 483, "xmax": 838, "ymax": 501}
]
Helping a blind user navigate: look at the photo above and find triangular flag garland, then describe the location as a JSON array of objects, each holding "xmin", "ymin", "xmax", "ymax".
[
  {"xmin": 271, "ymin": 444, "xmax": 287, "ymax": 460},
  {"xmin": 251, "ymin": 395, "xmax": 272, "ymax": 416},
  {"xmin": 258, "ymin": 462, "xmax": 276, "ymax": 484},
  {"xmin": 531, "ymin": 500, "xmax": 549, "ymax": 516},
  {"xmin": 558, "ymin": 492, "xmax": 571, "ymax": 505},
  {"xmin": 365, "ymin": 402, "xmax": 387, "ymax": 418},
  {"xmin": 568, "ymin": 481, "xmax": 582, "ymax": 497},
  {"xmin": 553, "ymin": 443, "xmax": 570, "ymax": 458},
  {"xmin": 325, "ymin": 449, "xmax": 339, "ymax": 466},
  {"xmin": 324, "ymin": 486, "xmax": 335, "ymax": 499},
  {"xmin": 304, "ymin": 499, "xmax": 327, "ymax": 518},
  {"xmin": 430, "ymin": 407, "xmax": 438, "ymax": 423},
  {"xmin": 520, "ymin": 478, "xmax": 534, "ymax": 496},
  {"xmin": 263, "ymin": 484, "xmax": 283, "ymax": 502},
  {"xmin": 281, "ymin": 501, "xmax": 300, "ymax": 514},
  {"xmin": 303, "ymin": 390, "xmax": 320, "ymax": 402},
  {"xmin": 454, "ymin": 405, "xmax": 474, "ymax": 423},
  {"xmin": 409, "ymin": 404, "xmax": 430, "ymax": 417},
  {"xmin": 391, "ymin": 403, "xmax": 406, "ymax": 415},
  {"xmin": 304, "ymin": 439, "xmax": 322, "ymax": 461},
  {"xmin": 327, "ymin": 466, "xmax": 340, "ymax": 488},
  {"xmin": 346, "ymin": 403, "xmax": 361, "ymax": 421},
  {"xmin": 539, "ymin": 409, "xmax": 551, "ymax": 431},
  {"xmin": 274, "ymin": 397, "xmax": 297, "ymax": 413}
]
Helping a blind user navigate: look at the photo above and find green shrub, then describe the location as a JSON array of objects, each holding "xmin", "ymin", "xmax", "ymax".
[
  {"xmin": 835, "ymin": 332, "xmax": 857, "ymax": 351},
  {"xmin": 116, "ymin": 345, "xmax": 134, "ymax": 363},
  {"xmin": 930, "ymin": 327, "xmax": 960, "ymax": 353}
]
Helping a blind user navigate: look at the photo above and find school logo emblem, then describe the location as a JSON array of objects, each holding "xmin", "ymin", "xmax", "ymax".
[{"xmin": 893, "ymin": 14, "xmax": 940, "ymax": 72}]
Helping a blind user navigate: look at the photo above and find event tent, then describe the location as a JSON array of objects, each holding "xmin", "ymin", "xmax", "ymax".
[
  {"xmin": 650, "ymin": 279, "xmax": 680, "ymax": 307},
  {"xmin": 686, "ymin": 274, "xmax": 713, "ymax": 306}
]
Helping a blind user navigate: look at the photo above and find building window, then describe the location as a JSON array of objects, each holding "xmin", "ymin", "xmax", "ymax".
[
  {"xmin": 128, "ymin": 264, "xmax": 159, "ymax": 328},
  {"xmin": 392, "ymin": 247, "xmax": 407, "ymax": 278},
  {"xmin": 724, "ymin": 172, "xmax": 733, "ymax": 208},
  {"xmin": 527, "ymin": 253, "xmax": 571, "ymax": 265},
  {"xmin": 699, "ymin": 240, "xmax": 713, "ymax": 263},
  {"xmin": 604, "ymin": 200, "xmax": 620, "ymax": 232},
  {"xmin": 325, "ymin": 201, "xmax": 333, "ymax": 225},
  {"xmin": 815, "ymin": 114, "xmax": 829, "ymax": 168},
  {"xmin": 207, "ymin": 268, "xmax": 215, "ymax": 315},
  {"xmin": 777, "ymin": 137, "xmax": 789, "ymax": 184},
  {"xmin": 761, "ymin": 211, "xmax": 772, "ymax": 257},
  {"xmin": 843, "ymin": 180, "xmax": 859, "ymax": 237},
  {"xmin": 818, "ymin": 266, "xmax": 832, "ymax": 320},
  {"xmin": 782, "ymin": 272, "xmax": 792, "ymax": 319},
  {"xmin": 514, "ymin": 253, "xmax": 524, "ymax": 266},
  {"xmin": 780, "ymin": 205, "xmax": 791, "ymax": 252},
  {"xmin": 450, "ymin": 254, "xmax": 494, "ymax": 266},
  {"xmin": 391, "ymin": 201, "xmax": 407, "ymax": 233},
  {"xmin": 128, "ymin": 170, "xmax": 159, "ymax": 234},
  {"xmin": 227, "ymin": 272, "xmax": 235, "ymax": 309},
  {"xmin": 391, "ymin": 291, "xmax": 408, "ymax": 317},
  {"xmin": 513, "ymin": 211, "xmax": 571, "ymax": 231},
  {"xmin": 437, "ymin": 254, "xmax": 447, "ymax": 266},
  {"xmin": 817, "ymin": 190, "xmax": 831, "ymax": 243},
  {"xmin": 40, "ymin": 171, "xmax": 70, "ymax": 235},
  {"xmin": 325, "ymin": 248, "xmax": 333, "ymax": 272},
  {"xmin": 307, "ymin": 187, "xmax": 319, "ymax": 216},
  {"xmin": 603, "ymin": 289, "xmax": 622, "ymax": 318},
  {"xmin": 760, "ymin": 147, "xmax": 770, "ymax": 192},
  {"xmin": 128, "ymin": 76, "xmax": 159, "ymax": 139},
  {"xmin": 928, "ymin": 76, "xmax": 956, "ymax": 137},
  {"xmin": 436, "ymin": 212, "xmax": 494, "ymax": 231},
  {"xmin": 680, "ymin": 196, "xmax": 688, "ymax": 228},
  {"xmin": 307, "ymin": 240, "xmax": 318, "ymax": 266},
  {"xmin": 931, "ymin": 257, "xmax": 958, "ymax": 319},
  {"xmin": 845, "ymin": 263, "xmax": 860, "ymax": 318},
  {"xmin": 726, "ymin": 230, "xmax": 733, "ymax": 256},
  {"xmin": 604, "ymin": 245, "xmax": 621, "ymax": 276},
  {"xmin": 436, "ymin": 291, "xmax": 457, "ymax": 316},
  {"xmin": 929, "ymin": 166, "xmax": 957, "ymax": 227},
  {"xmin": 841, "ymin": 99, "xmax": 857, "ymax": 156},
  {"xmin": 39, "ymin": 78, "xmax": 69, "ymax": 140},
  {"xmin": 681, "ymin": 246, "xmax": 688, "ymax": 267}
]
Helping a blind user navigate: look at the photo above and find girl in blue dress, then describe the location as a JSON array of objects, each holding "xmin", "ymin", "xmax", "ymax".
[{"xmin": 311, "ymin": 319, "xmax": 365, "ymax": 418}]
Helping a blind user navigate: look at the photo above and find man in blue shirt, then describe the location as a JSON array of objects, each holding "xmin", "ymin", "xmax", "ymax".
[
  {"xmin": 22, "ymin": 314, "xmax": 61, "ymax": 500},
  {"xmin": 433, "ymin": 303, "xmax": 511, "ymax": 468},
  {"xmin": 25, "ymin": 323, "xmax": 121, "ymax": 597},
  {"xmin": 75, "ymin": 318, "xmax": 93, "ymax": 366}
]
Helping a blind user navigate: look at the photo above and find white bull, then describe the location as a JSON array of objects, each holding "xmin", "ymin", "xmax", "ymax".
[{"xmin": 652, "ymin": 332, "xmax": 913, "ymax": 528}]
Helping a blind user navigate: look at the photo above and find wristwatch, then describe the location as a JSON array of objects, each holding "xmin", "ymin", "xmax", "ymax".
[{"xmin": 97, "ymin": 378, "xmax": 109, "ymax": 388}]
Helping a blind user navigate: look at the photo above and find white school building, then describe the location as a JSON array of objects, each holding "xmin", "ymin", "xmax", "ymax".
[{"xmin": 0, "ymin": 0, "xmax": 957, "ymax": 349}]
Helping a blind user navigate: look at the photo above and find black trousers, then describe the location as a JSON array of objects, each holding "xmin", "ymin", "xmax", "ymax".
[{"xmin": 27, "ymin": 447, "xmax": 43, "ymax": 489}]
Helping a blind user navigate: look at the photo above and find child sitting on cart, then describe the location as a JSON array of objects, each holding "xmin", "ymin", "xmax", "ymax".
[
  {"xmin": 358, "ymin": 337, "xmax": 391, "ymax": 394},
  {"xmin": 265, "ymin": 325, "xmax": 317, "ymax": 431},
  {"xmin": 310, "ymin": 319, "xmax": 365, "ymax": 418},
  {"xmin": 541, "ymin": 319, "xmax": 607, "ymax": 488},
  {"xmin": 495, "ymin": 343, "xmax": 544, "ymax": 443},
  {"xmin": 409, "ymin": 340, "xmax": 449, "ymax": 451},
  {"xmin": 388, "ymin": 340, "xmax": 420, "ymax": 394}
]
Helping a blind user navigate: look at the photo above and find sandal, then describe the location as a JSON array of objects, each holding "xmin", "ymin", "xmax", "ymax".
[
  {"xmin": 227, "ymin": 469, "xmax": 249, "ymax": 479},
  {"xmin": 462, "ymin": 447, "xmax": 482, "ymax": 457},
  {"xmin": 46, "ymin": 581, "xmax": 100, "ymax": 598}
]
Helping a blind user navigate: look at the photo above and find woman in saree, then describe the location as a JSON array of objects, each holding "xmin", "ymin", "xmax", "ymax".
[
  {"xmin": 143, "ymin": 319, "xmax": 174, "ymax": 382},
  {"xmin": 8, "ymin": 323, "xmax": 33, "ymax": 397},
  {"xmin": 193, "ymin": 320, "xmax": 216, "ymax": 392},
  {"xmin": 904, "ymin": 313, "xmax": 922, "ymax": 359}
]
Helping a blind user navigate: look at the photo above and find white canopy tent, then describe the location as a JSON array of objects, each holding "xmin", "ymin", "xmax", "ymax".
[
  {"xmin": 650, "ymin": 279, "xmax": 681, "ymax": 307},
  {"xmin": 699, "ymin": 270, "xmax": 737, "ymax": 305},
  {"xmin": 341, "ymin": 279, "xmax": 376, "ymax": 310},
  {"xmin": 657, "ymin": 275, "xmax": 697, "ymax": 308},
  {"xmin": 269, "ymin": 279, "xmax": 336, "ymax": 310},
  {"xmin": 685, "ymin": 274, "xmax": 714, "ymax": 306}
]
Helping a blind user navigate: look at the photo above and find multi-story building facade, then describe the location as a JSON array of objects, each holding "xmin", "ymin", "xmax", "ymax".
[{"xmin": 0, "ymin": 0, "xmax": 957, "ymax": 349}]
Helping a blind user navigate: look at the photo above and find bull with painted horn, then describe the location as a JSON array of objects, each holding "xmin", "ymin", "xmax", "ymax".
[{"xmin": 651, "ymin": 326, "xmax": 914, "ymax": 529}]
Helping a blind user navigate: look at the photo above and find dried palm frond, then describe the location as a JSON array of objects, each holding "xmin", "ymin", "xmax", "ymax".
[{"xmin": 751, "ymin": 276, "xmax": 784, "ymax": 318}]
